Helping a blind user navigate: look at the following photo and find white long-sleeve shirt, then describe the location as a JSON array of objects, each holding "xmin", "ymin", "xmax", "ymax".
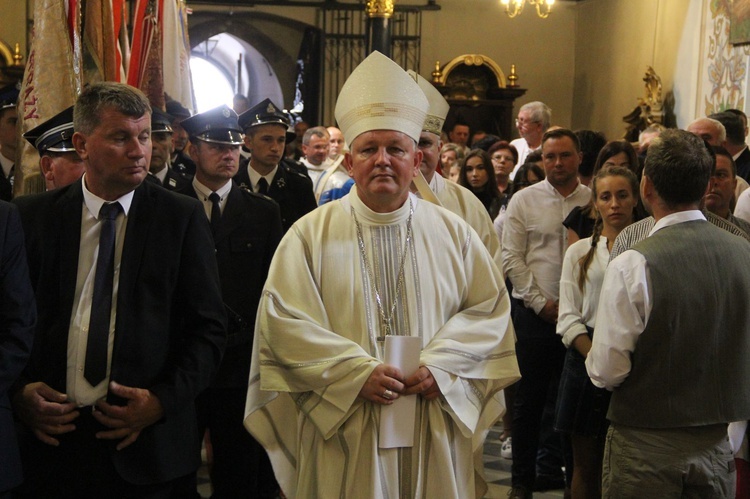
[
  {"xmin": 585, "ymin": 210, "xmax": 706, "ymax": 390},
  {"xmin": 501, "ymin": 178, "xmax": 590, "ymax": 314},
  {"xmin": 556, "ymin": 235, "xmax": 609, "ymax": 347}
]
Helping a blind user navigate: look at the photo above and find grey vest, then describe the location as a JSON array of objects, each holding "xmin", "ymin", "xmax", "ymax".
[{"xmin": 607, "ymin": 220, "xmax": 750, "ymax": 428}]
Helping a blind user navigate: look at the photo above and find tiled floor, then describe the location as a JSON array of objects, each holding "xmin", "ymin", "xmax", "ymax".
[
  {"xmin": 483, "ymin": 426, "xmax": 566, "ymax": 499},
  {"xmin": 197, "ymin": 425, "xmax": 567, "ymax": 498}
]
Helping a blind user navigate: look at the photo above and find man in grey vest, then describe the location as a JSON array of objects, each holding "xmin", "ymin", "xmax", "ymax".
[{"xmin": 586, "ymin": 129, "xmax": 750, "ymax": 498}]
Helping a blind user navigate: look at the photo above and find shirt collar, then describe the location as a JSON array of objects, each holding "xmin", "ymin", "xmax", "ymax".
[
  {"xmin": 192, "ymin": 177, "xmax": 232, "ymax": 201},
  {"xmin": 247, "ymin": 164, "xmax": 278, "ymax": 190},
  {"xmin": 649, "ymin": 210, "xmax": 706, "ymax": 236},
  {"xmin": 81, "ymin": 174, "xmax": 135, "ymax": 218}
]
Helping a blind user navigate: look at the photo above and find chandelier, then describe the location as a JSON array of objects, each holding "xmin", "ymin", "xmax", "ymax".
[{"xmin": 500, "ymin": 0, "xmax": 555, "ymax": 19}]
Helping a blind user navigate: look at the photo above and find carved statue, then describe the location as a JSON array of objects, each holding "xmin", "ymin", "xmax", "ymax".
[{"xmin": 623, "ymin": 66, "xmax": 664, "ymax": 142}]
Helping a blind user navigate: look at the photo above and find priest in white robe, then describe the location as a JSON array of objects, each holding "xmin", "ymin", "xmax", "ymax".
[{"xmin": 244, "ymin": 51, "xmax": 520, "ymax": 499}]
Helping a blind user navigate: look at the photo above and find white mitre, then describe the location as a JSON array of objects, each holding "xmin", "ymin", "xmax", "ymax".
[
  {"xmin": 335, "ymin": 51, "xmax": 429, "ymax": 145},
  {"xmin": 407, "ymin": 70, "xmax": 450, "ymax": 136}
]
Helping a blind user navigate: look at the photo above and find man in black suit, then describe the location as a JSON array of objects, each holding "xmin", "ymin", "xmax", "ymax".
[
  {"xmin": 235, "ymin": 99, "xmax": 317, "ymax": 232},
  {"xmin": 178, "ymin": 105, "xmax": 283, "ymax": 498},
  {"xmin": 12, "ymin": 82, "xmax": 226, "ymax": 498},
  {"xmin": 145, "ymin": 108, "xmax": 191, "ymax": 190},
  {"xmin": 0, "ymin": 84, "xmax": 19, "ymax": 201},
  {"xmin": 0, "ymin": 201, "xmax": 36, "ymax": 498}
]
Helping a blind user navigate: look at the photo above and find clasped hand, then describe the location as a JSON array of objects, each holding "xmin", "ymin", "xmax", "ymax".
[
  {"xmin": 358, "ymin": 364, "xmax": 442, "ymax": 405},
  {"xmin": 15, "ymin": 381, "xmax": 163, "ymax": 450}
]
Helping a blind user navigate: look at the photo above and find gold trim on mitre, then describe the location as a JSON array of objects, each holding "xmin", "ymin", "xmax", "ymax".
[
  {"xmin": 423, "ymin": 115, "xmax": 443, "ymax": 136},
  {"xmin": 337, "ymin": 102, "xmax": 426, "ymax": 143},
  {"xmin": 407, "ymin": 69, "xmax": 449, "ymax": 136}
]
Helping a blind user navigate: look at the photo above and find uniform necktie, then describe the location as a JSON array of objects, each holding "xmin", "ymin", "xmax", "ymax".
[
  {"xmin": 85, "ymin": 202, "xmax": 122, "ymax": 386},
  {"xmin": 257, "ymin": 177, "xmax": 269, "ymax": 195},
  {"xmin": 209, "ymin": 192, "xmax": 221, "ymax": 236}
]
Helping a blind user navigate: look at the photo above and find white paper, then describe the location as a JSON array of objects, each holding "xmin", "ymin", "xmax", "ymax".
[{"xmin": 379, "ymin": 335, "xmax": 421, "ymax": 448}]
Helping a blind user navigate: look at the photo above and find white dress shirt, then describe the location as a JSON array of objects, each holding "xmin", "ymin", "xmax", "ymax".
[
  {"xmin": 193, "ymin": 177, "xmax": 232, "ymax": 218},
  {"xmin": 509, "ymin": 138, "xmax": 536, "ymax": 180},
  {"xmin": 247, "ymin": 164, "xmax": 278, "ymax": 194},
  {"xmin": 67, "ymin": 175, "xmax": 134, "ymax": 406},
  {"xmin": 585, "ymin": 210, "xmax": 706, "ymax": 390},
  {"xmin": 501, "ymin": 178, "xmax": 591, "ymax": 314},
  {"xmin": 556, "ymin": 235, "xmax": 610, "ymax": 347}
]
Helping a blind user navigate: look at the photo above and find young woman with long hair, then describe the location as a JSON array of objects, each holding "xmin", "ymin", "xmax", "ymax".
[{"xmin": 554, "ymin": 167, "xmax": 639, "ymax": 499}]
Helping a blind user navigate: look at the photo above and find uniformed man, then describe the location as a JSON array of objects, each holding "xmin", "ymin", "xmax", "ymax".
[
  {"xmin": 23, "ymin": 105, "xmax": 85, "ymax": 191},
  {"xmin": 178, "ymin": 105, "xmax": 284, "ymax": 498},
  {"xmin": 145, "ymin": 108, "xmax": 191, "ymax": 190},
  {"xmin": 236, "ymin": 99, "xmax": 317, "ymax": 232},
  {"xmin": 165, "ymin": 100, "xmax": 197, "ymax": 176},
  {"xmin": 0, "ymin": 83, "xmax": 20, "ymax": 200}
]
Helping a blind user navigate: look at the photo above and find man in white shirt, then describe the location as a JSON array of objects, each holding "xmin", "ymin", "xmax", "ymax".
[
  {"xmin": 300, "ymin": 126, "xmax": 332, "ymax": 184},
  {"xmin": 502, "ymin": 128, "xmax": 590, "ymax": 498},
  {"xmin": 586, "ymin": 129, "xmax": 750, "ymax": 498},
  {"xmin": 12, "ymin": 81, "xmax": 226, "ymax": 497},
  {"xmin": 510, "ymin": 101, "xmax": 551, "ymax": 179}
]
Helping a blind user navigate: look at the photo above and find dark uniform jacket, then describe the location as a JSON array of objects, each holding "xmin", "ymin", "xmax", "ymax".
[
  {"xmin": 171, "ymin": 150, "xmax": 196, "ymax": 176},
  {"xmin": 145, "ymin": 168, "xmax": 192, "ymax": 191},
  {"xmin": 176, "ymin": 182, "xmax": 283, "ymax": 386},
  {"xmin": 234, "ymin": 159, "xmax": 317, "ymax": 232}
]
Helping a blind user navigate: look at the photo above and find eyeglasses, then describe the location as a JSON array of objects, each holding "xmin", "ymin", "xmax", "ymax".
[
  {"xmin": 515, "ymin": 118, "xmax": 539, "ymax": 127},
  {"xmin": 491, "ymin": 154, "xmax": 515, "ymax": 162}
]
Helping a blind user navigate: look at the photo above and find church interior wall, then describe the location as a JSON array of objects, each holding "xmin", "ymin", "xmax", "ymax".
[{"xmin": 3, "ymin": 0, "xmax": 750, "ymax": 141}]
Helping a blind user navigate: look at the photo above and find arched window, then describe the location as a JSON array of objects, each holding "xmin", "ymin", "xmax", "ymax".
[{"xmin": 189, "ymin": 57, "xmax": 234, "ymax": 113}]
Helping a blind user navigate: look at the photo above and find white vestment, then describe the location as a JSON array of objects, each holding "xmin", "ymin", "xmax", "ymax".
[
  {"xmin": 244, "ymin": 189, "xmax": 519, "ymax": 498},
  {"xmin": 429, "ymin": 173, "xmax": 503, "ymax": 271}
]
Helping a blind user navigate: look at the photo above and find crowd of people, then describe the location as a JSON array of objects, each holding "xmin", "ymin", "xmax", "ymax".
[{"xmin": 2, "ymin": 49, "xmax": 750, "ymax": 499}]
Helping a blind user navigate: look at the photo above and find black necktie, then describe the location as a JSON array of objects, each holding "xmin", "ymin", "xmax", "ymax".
[
  {"xmin": 209, "ymin": 192, "xmax": 221, "ymax": 236},
  {"xmin": 257, "ymin": 177, "xmax": 269, "ymax": 195},
  {"xmin": 85, "ymin": 202, "xmax": 122, "ymax": 386}
]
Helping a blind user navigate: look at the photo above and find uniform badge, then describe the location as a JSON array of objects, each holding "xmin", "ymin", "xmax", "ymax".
[
  {"xmin": 267, "ymin": 103, "xmax": 276, "ymax": 114},
  {"xmin": 222, "ymin": 107, "xmax": 231, "ymax": 118},
  {"xmin": 169, "ymin": 178, "xmax": 177, "ymax": 188},
  {"xmin": 276, "ymin": 177, "xmax": 286, "ymax": 188}
]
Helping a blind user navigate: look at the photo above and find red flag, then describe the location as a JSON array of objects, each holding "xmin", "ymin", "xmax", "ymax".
[{"xmin": 128, "ymin": 0, "xmax": 165, "ymax": 109}]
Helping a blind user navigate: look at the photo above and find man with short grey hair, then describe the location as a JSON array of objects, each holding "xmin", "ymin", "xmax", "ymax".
[
  {"xmin": 300, "ymin": 126, "xmax": 331, "ymax": 184},
  {"xmin": 686, "ymin": 117, "xmax": 726, "ymax": 146},
  {"xmin": 510, "ymin": 101, "xmax": 551, "ymax": 179},
  {"xmin": 587, "ymin": 129, "xmax": 750, "ymax": 498}
]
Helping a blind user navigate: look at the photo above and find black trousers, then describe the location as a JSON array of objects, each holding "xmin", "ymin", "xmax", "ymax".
[
  {"xmin": 16, "ymin": 409, "xmax": 178, "ymax": 499},
  {"xmin": 196, "ymin": 386, "xmax": 279, "ymax": 499},
  {"xmin": 510, "ymin": 300, "xmax": 567, "ymax": 489}
]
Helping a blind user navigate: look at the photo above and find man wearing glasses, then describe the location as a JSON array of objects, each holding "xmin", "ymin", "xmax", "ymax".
[{"xmin": 510, "ymin": 101, "xmax": 551, "ymax": 179}]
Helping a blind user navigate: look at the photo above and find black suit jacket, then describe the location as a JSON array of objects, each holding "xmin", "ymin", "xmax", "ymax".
[
  {"xmin": 0, "ymin": 201, "xmax": 35, "ymax": 492},
  {"xmin": 0, "ymin": 168, "xmax": 12, "ymax": 202},
  {"xmin": 234, "ymin": 159, "xmax": 317, "ymax": 232},
  {"xmin": 736, "ymin": 146, "xmax": 750, "ymax": 182},
  {"xmin": 176, "ymin": 182, "xmax": 283, "ymax": 386},
  {"xmin": 13, "ymin": 179, "xmax": 227, "ymax": 485}
]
